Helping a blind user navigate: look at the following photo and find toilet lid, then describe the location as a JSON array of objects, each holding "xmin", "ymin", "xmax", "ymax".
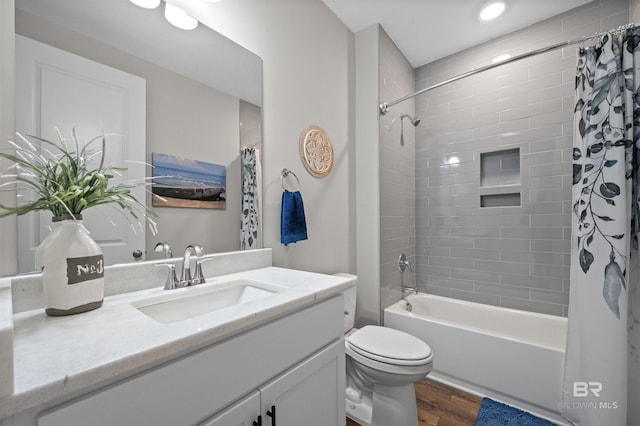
[{"xmin": 347, "ymin": 326, "xmax": 432, "ymax": 365}]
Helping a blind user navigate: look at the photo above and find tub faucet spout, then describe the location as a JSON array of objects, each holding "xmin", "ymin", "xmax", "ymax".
[{"xmin": 402, "ymin": 285, "xmax": 418, "ymax": 296}]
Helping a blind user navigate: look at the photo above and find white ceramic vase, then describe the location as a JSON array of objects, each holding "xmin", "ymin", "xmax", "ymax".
[
  {"xmin": 34, "ymin": 220, "xmax": 60, "ymax": 272},
  {"xmin": 40, "ymin": 214, "xmax": 104, "ymax": 316}
]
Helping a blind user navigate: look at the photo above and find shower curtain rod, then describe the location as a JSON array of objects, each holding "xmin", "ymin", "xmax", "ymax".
[{"xmin": 378, "ymin": 23, "xmax": 637, "ymax": 115}]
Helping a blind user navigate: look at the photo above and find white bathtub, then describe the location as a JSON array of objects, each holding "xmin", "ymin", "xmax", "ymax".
[{"xmin": 384, "ymin": 293, "xmax": 567, "ymax": 422}]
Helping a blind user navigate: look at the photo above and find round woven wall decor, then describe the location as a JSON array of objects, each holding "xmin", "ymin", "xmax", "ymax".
[{"xmin": 299, "ymin": 125, "xmax": 334, "ymax": 178}]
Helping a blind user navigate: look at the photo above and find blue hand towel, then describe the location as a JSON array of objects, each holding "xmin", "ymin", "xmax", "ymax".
[{"xmin": 281, "ymin": 190, "xmax": 308, "ymax": 245}]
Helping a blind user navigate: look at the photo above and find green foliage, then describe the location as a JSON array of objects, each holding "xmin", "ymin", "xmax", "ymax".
[{"xmin": 0, "ymin": 129, "xmax": 157, "ymax": 224}]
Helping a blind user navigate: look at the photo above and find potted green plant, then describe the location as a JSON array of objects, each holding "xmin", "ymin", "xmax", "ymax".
[{"xmin": 0, "ymin": 128, "xmax": 157, "ymax": 315}]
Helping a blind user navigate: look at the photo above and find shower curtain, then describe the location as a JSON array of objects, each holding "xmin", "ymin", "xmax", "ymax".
[
  {"xmin": 240, "ymin": 146, "xmax": 262, "ymax": 250},
  {"xmin": 563, "ymin": 28, "xmax": 640, "ymax": 425}
]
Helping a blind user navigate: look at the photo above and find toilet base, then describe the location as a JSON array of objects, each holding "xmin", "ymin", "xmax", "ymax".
[
  {"xmin": 345, "ymin": 382, "xmax": 419, "ymax": 426},
  {"xmin": 346, "ymin": 385, "xmax": 373, "ymax": 426}
]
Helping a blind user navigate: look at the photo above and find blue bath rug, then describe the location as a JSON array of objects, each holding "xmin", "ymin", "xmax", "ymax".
[{"xmin": 474, "ymin": 398, "xmax": 556, "ymax": 426}]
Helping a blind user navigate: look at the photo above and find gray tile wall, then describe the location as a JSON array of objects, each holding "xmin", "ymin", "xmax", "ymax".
[
  {"xmin": 378, "ymin": 28, "xmax": 416, "ymax": 317},
  {"xmin": 632, "ymin": 0, "xmax": 640, "ymax": 23},
  {"xmin": 414, "ymin": 0, "xmax": 628, "ymax": 316}
]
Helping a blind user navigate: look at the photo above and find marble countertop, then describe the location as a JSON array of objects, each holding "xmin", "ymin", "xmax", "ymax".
[{"xmin": 0, "ymin": 267, "xmax": 356, "ymax": 419}]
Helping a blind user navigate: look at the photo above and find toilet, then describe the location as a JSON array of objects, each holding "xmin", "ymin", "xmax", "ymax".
[{"xmin": 339, "ymin": 276, "xmax": 433, "ymax": 426}]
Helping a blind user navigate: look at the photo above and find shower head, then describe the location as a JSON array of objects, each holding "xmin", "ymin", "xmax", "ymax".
[{"xmin": 400, "ymin": 113, "xmax": 420, "ymax": 127}]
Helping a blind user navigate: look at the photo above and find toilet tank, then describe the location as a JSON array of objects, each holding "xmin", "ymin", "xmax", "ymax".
[{"xmin": 334, "ymin": 273, "xmax": 358, "ymax": 333}]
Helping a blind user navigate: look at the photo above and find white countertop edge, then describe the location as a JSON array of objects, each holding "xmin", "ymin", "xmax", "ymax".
[{"xmin": 0, "ymin": 267, "xmax": 357, "ymax": 419}]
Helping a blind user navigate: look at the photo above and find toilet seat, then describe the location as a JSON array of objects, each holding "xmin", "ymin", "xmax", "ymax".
[{"xmin": 347, "ymin": 326, "xmax": 432, "ymax": 366}]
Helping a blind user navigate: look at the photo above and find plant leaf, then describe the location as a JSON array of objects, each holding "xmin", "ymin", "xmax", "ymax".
[
  {"xmin": 579, "ymin": 248, "xmax": 594, "ymax": 273},
  {"xmin": 600, "ymin": 182, "xmax": 621, "ymax": 198},
  {"xmin": 573, "ymin": 147, "xmax": 582, "ymax": 160},
  {"xmin": 603, "ymin": 258, "xmax": 624, "ymax": 319},
  {"xmin": 573, "ymin": 164, "xmax": 582, "ymax": 184},
  {"xmin": 590, "ymin": 142, "xmax": 604, "ymax": 154}
]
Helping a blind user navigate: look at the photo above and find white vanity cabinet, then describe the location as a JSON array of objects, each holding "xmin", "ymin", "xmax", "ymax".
[
  {"xmin": 33, "ymin": 296, "xmax": 345, "ymax": 426},
  {"xmin": 202, "ymin": 339, "xmax": 344, "ymax": 426},
  {"xmin": 200, "ymin": 391, "xmax": 261, "ymax": 426}
]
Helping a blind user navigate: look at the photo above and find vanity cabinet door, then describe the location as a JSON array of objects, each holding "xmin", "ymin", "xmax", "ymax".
[
  {"xmin": 199, "ymin": 391, "xmax": 261, "ymax": 426},
  {"xmin": 259, "ymin": 339, "xmax": 345, "ymax": 426}
]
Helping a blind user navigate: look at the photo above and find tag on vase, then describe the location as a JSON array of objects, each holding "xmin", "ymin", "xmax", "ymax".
[{"xmin": 66, "ymin": 254, "xmax": 105, "ymax": 285}]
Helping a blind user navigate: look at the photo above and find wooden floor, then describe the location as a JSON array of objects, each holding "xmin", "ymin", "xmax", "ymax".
[{"xmin": 346, "ymin": 378, "xmax": 482, "ymax": 426}]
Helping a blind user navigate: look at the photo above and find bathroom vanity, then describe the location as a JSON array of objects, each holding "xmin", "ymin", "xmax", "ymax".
[{"xmin": 0, "ymin": 249, "xmax": 355, "ymax": 425}]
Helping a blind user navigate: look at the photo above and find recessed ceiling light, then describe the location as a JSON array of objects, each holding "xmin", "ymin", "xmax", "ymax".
[
  {"xmin": 164, "ymin": 2, "xmax": 198, "ymax": 30},
  {"xmin": 492, "ymin": 53, "xmax": 511, "ymax": 63},
  {"xmin": 447, "ymin": 156, "xmax": 460, "ymax": 165},
  {"xmin": 129, "ymin": 0, "xmax": 161, "ymax": 9},
  {"xmin": 480, "ymin": 2, "xmax": 506, "ymax": 21}
]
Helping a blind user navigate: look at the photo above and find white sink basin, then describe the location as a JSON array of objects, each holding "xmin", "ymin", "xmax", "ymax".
[{"xmin": 131, "ymin": 279, "xmax": 280, "ymax": 323}]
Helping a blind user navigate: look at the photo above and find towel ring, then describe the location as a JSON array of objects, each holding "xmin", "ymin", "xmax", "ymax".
[{"xmin": 281, "ymin": 168, "xmax": 301, "ymax": 191}]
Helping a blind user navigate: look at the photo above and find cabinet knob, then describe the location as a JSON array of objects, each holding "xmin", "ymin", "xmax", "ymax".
[
  {"xmin": 266, "ymin": 405, "xmax": 276, "ymax": 426},
  {"xmin": 252, "ymin": 415, "xmax": 262, "ymax": 426}
]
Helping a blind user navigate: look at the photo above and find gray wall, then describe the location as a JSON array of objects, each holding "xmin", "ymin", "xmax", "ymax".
[
  {"xmin": 378, "ymin": 29, "xmax": 416, "ymax": 318},
  {"xmin": 414, "ymin": 0, "xmax": 628, "ymax": 316},
  {"xmin": 633, "ymin": 0, "xmax": 640, "ymax": 26}
]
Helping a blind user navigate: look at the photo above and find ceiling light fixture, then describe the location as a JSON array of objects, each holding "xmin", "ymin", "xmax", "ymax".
[
  {"xmin": 492, "ymin": 53, "xmax": 511, "ymax": 63},
  {"xmin": 480, "ymin": 2, "xmax": 506, "ymax": 21},
  {"xmin": 164, "ymin": 2, "xmax": 198, "ymax": 30},
  {"xmin": 129, "ymin": 0, "xmax": 161, "ymax": 9}
]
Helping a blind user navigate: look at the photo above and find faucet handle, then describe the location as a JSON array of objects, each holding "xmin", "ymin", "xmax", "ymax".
[
  {"xmin": 190, "ymin": 244, "xmax": 206, "ymax": 257},
  {"xmin": 193, "ymin": 257, "xmax": 215, "ymax": 285},
  {"xmin": 155, "ymin": 263, "xmax": 179, "ymax": 290},
  {"xmin": 398, "ymin": 254, "xmax": 413, "ymax": 273}
]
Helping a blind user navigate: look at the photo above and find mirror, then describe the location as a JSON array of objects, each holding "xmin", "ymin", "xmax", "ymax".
[{"xmin": 13, "ymin": 0, "xmax": 263, "ymax": 273}]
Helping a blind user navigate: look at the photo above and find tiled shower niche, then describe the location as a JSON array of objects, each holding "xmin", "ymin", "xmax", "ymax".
[{"xmin": 480, "ymin": 148, "xmax": 521, "ymax": 208}]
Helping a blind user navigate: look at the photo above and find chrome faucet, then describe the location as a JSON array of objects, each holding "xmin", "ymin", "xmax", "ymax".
[
  {"xmin": 156, "ymin": 244, "xmax": 214, "ymax": 290},
  {"xmin": 154, "ymin": 241, "xmax": 173, "ymax": 259},
  {"xmin": 155, "ymin": 263, "xmax": 180, "ymax": 290},
  {"xmin": 181, "ymin": 244, "xmax": 205, "ymax": 286},
  {"xmin": 398, "ymin": 253, "xmax": 412, "ymax": 273},
  {"xmin": 398, "ymin": 254, "xmax": 417, "ymax": 295}
]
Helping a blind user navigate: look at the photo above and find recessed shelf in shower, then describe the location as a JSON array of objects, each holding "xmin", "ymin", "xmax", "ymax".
[{"xmin": 479, "ymin": 148, "xmax": 521, "ymax": 208}]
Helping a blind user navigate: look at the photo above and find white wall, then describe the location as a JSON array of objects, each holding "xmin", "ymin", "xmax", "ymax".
[
  {"xmin": 355, "ymin": 25, "xmax": 381, "ymax": 326},
  {"xmin": 176, "ymin": 0, "xmax": 356, "ymax": 274},
  {"xmin": 0, "ymin": 0, "xmax": 17, "ymax": 278}
]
